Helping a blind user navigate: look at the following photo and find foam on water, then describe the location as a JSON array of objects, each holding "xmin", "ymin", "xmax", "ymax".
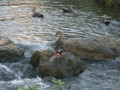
[
  {"xmin": 22, "ymin": 41, "xmax": 54, "ymax": 58},
  {"xmin": 0, "ymin": 77, "xmax": 50, "ymax": 90},
  {"xmin": 0, "ymin": 63, "xmax": 11, "ymax": 72}
]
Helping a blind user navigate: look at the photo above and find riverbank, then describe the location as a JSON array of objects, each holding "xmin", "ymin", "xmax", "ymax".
[{"xmin": 95, "ymin": 0, "xmax": 120, "ymax": 7}]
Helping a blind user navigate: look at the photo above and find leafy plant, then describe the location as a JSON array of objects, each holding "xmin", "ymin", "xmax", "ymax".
[
  {"xmin": 50, "ymin": 79, "xmax": 66, "ymax": 90},
  {"xmin": 15, "ymin": 85, "xmax": 40, "ymax": 90}
]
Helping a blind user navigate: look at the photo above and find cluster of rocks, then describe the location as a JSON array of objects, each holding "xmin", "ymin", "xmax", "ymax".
[
  {"xmin": 1, "ymin": 35, "xmax": 120, "ymax": 78},
  {"xmin": 30, "ymin": 35, "xmax": 120, "ymax": 78}
]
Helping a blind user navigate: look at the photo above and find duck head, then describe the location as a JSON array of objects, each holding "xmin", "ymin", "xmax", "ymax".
[
  {"xmin": 104, "ymin": 15, "xmax": 107, "ymax": 20},
  {"xmin": 70, "ymin": 4, "xmax": 73, "ymax": 9},
  {"xmin": 55, "ymin": 31, "xmax": 62, "ymax": 36},
  {"xmin": 69, "ymin": 4, "xmax": 73, "ymax": 11},
  {"xmin": 32, "ymin": 7, "xmax": 36, "ymax": 13}
]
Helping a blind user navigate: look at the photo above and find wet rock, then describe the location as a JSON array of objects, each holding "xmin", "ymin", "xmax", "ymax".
[
  {"xmin": 0, "ymin": 37, "xmax": 24, "ymax": 61},
  {"xmin": 22, "ymin": 65, "xmax": 37, "ymax": 79},
  {"xmin": 30, "ymin": 50, "xmax": 85, "ymax": 78},
  {"xmin": 64, "ymin": 35, "xmax": 120, "ymax": 60},
  {"xmin": 30, "ymin": 50, "xmax": 54, "ymax": 67}
]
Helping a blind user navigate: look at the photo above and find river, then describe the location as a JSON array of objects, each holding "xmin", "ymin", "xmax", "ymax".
[{"xmin": 0, "ymin": 0, "xmax": 120, "ymax": 90}]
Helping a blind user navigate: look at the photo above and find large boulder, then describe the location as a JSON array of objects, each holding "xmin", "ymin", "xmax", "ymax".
[
  {"xmin": 64, "ymin": 35, "xmax": 120, "ymax": 60},
  {"xmin": 0, "ymin": 37, "xmax": 24, "ymax": 61},
  {"xmin": 30, "ymin": 50, "xmax": 85, "ymax": 78}
]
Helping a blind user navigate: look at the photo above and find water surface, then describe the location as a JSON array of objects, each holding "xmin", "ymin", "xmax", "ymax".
[{"xmin": 0, "ymin": 0, "xmax": 120, "ymax": 90}]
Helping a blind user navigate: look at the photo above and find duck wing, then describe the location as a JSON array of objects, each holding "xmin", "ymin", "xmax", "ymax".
[
  {"xmin": 54, "ymin": 40, "xmax": 64, "ymax": 54},
  {"xmin": 32, "ymin": 13, "xmax": 44, "ymax": 18},
  {"xmin": 63, "ymin": 8, "xmax": 69, "ymax": 13},
  {"xmin": 37, "ymin": 13, "xmax": 44, "ymax": 18}
]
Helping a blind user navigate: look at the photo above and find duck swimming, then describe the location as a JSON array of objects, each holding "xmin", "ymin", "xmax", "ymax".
[
  {"xmin": 63, "ymin": 5, "xmax": 73, "ymax": 13},
  {"xmin": 54, "ymin": 31, "xmax": 64, "ymax": 56},
  {"xmin": 32, "ymin": 7, "xmax": 44, "ymax": 18},
  {"xmin": 103, "ymin": 15, "xmax": 110, "ymax": 25}
]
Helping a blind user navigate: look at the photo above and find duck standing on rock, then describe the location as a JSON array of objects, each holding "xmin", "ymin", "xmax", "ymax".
[
  {"xmin": 54, "ymin": 31, "xmax": 64, "ymax": 56},
  {"xmin": 32, "ymin": 7, "xmax": 44, "ymax": 18},
  {"xmin": 63, "ymin": 4, "xmax": 73, "ymax": 13},
  {"xmin": 103, "ymin": 15, "xmax": 110, "ymax": 25}
]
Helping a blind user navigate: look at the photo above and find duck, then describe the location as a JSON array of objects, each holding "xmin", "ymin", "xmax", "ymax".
[
  {"xmin": 32, "ymin": 7, "xmax": 44, "ymax": 18},
  {"xmin": 54, "ymin": 31, "xmax": 64, "ymax": 56},
  {"xmin": 63, "ymin": 4, "xmax": 73, "ymax": 13},
  {"xmin": 103, "ymin": 15, "xmax": 110, "ymax": 25}
]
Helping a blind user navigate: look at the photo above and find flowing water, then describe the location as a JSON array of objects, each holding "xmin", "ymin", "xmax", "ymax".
[{"xmin": 0, "ymin": 0, "xmax": 120, "ymax": 90}]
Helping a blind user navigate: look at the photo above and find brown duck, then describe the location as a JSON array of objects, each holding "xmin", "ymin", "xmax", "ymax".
[
  {"xmin": 63, "ymin": 5, "xmax": 73, "ymax": 13},
  {"xmin": 32, "ymin": 7, "xmax": 44, "ymax": 18},
  {"xmin": 103, "ymin": 15, "xmax": 110, "ymax": 25},
  {"xmin": 54, "ymin": 31, "xmax": 64, "ymax": 56}
]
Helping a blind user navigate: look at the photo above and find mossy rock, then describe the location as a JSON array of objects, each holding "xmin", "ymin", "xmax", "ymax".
[{"xmin": 30, "ymin": 50, "xmax": 85, "ymax": 78}]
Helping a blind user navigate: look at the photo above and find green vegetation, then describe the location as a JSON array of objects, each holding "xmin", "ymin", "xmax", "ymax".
[
  {"xmin": 15, "ymin": 80, "xmax": 71, "ymax": 90},
  {"xmin": 96, "ymin": 0, "xmax": 120, "ymax": 7},
  {"xmin": 15, "ymin": 85, "xmax": 40, "ymax": 90},
  {"xmin": 50, "ymin": 79, "xmax": 66, "ymax": 90},
  {"xmin": 50, "ymin": 79, "xmax": 72, "ymax": 90}
]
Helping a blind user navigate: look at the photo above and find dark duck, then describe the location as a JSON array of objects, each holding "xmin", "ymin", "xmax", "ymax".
[
  {"xmin": 63, "ymin": 5, "xmax": 73, "ymax": 13},
  {"xmin": 103, "ymin": 15, "xmax": 110, "ymax": 25},
  {"xmin": 54, "ymin": 31, "xmax": 64, "ymax": 56},
  {"xmin": 32, "ymin": 7, "xmax": 44, "ymax": 18}
]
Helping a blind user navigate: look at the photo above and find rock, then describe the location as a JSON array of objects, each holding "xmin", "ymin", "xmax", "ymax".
[
  {"xmin": 30, "ymin": 50, "xmax": 54, "ymax": 67},
  {"xmin": 0, "ymin": 37, "xmax": 24, "ymax": 61},
  {"xmin": 30, "ymin": 50, "xmax": 85, "ymax": 78},
  {"xmin": 64, "ymin": 35, "xmax": 120, "ymax": 60}
]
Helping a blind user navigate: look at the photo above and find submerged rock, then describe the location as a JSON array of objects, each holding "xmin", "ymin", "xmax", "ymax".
[
  {"xmin": 0, "ymin": 37, "xmax": 24, "ymax": 61},
  {"xmin": 64, "ymin": 35, "xmax": 120, "ymax": 60},
  {"xmin": 30, "ymin": 50, "xmax": 85, "ymax": 78}
]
